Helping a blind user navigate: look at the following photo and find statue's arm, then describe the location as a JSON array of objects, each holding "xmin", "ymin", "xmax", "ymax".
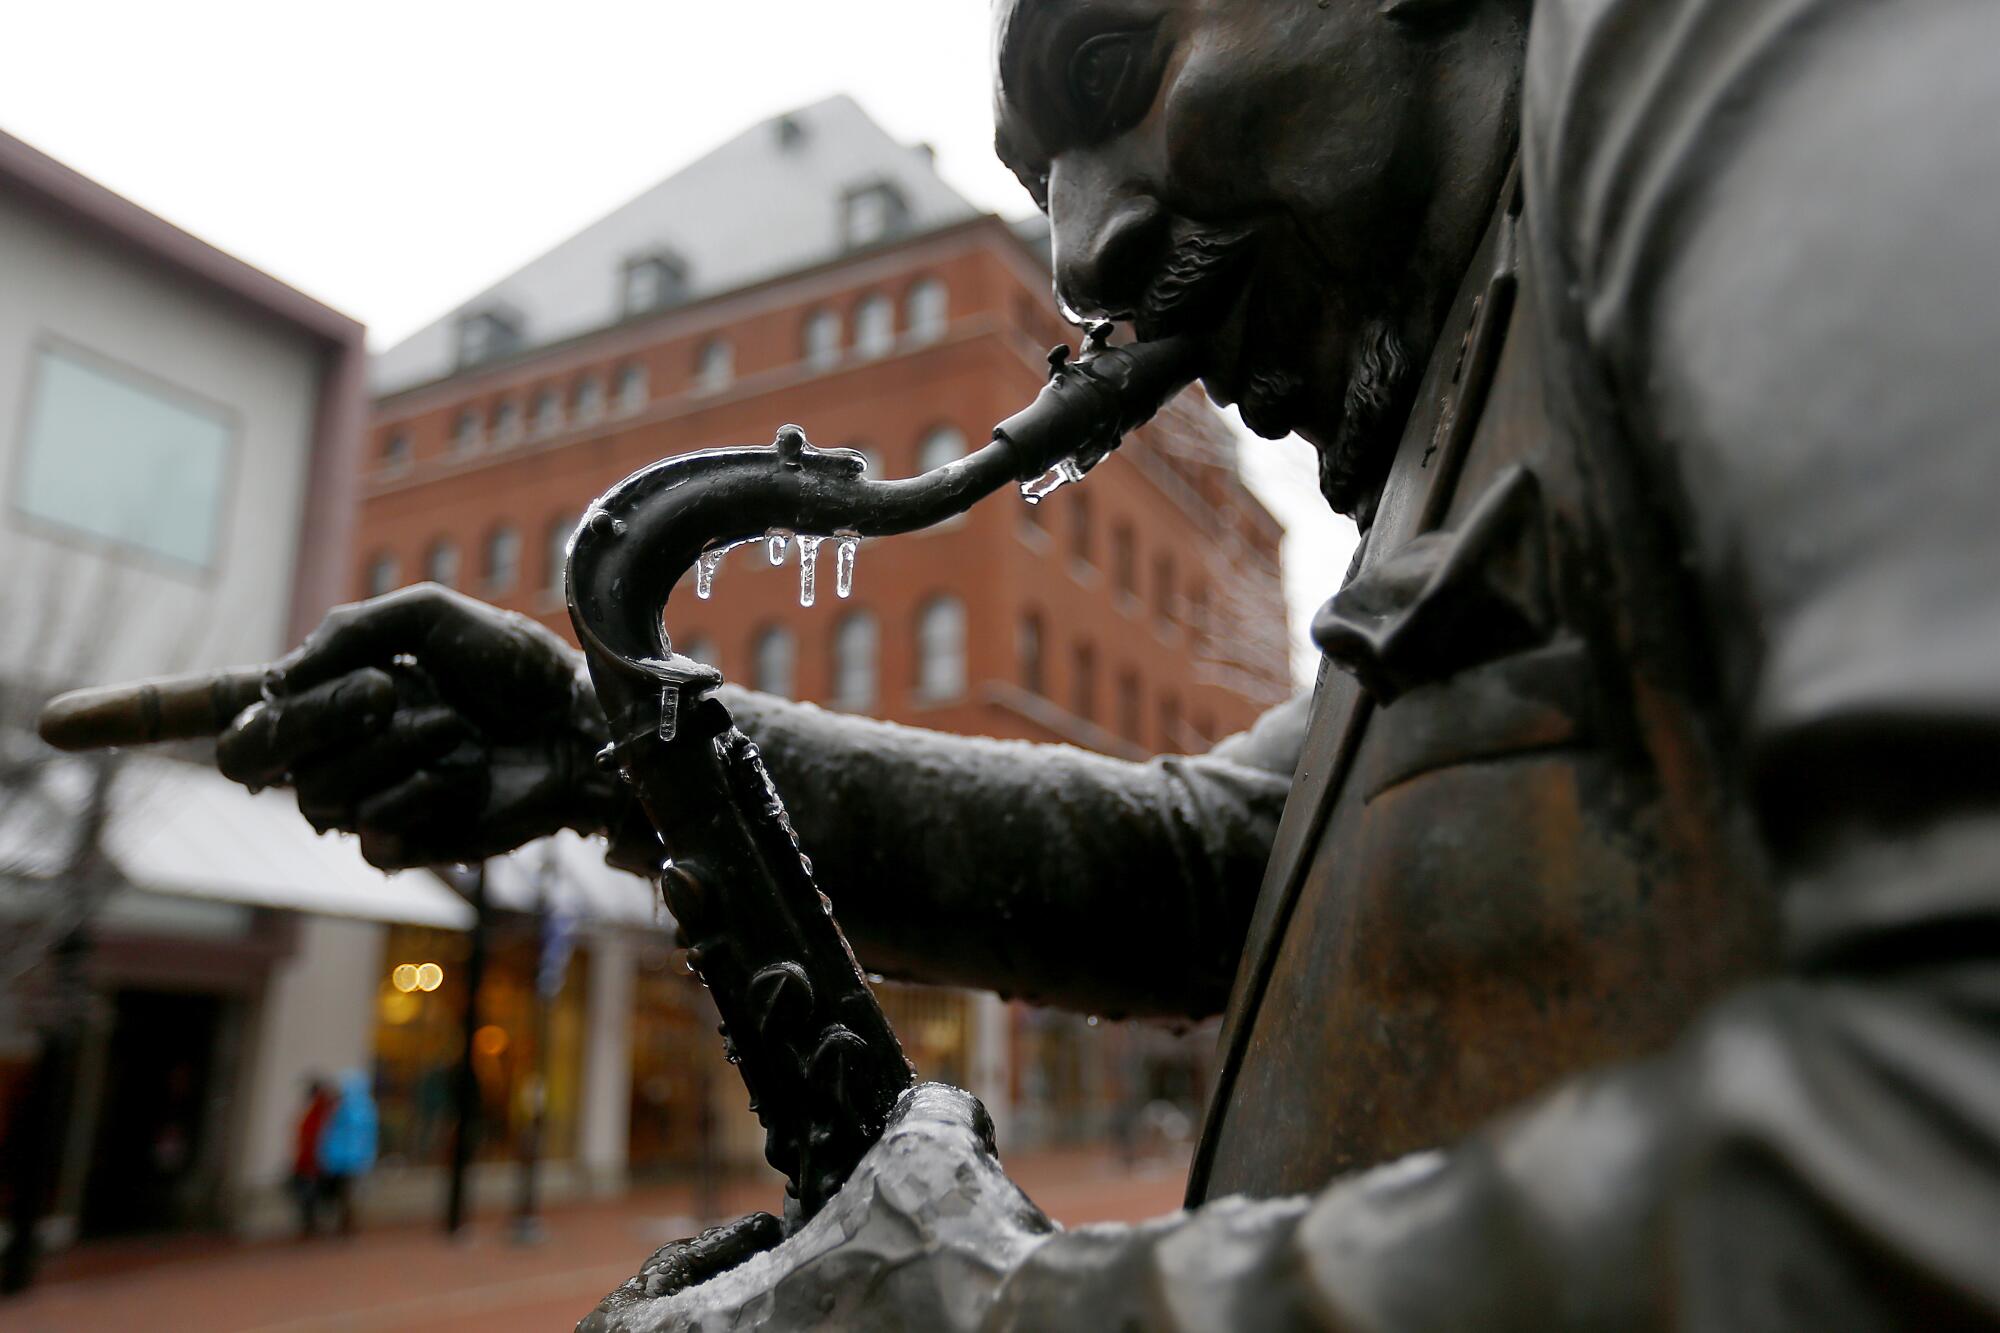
[
  {"xmin": 682, "ymin": 686, "xmax": 1305, "ymax": 1020},
  {"xmin": 982, "ymin": 4, "xmax": 2000, "ymax": 1326}
]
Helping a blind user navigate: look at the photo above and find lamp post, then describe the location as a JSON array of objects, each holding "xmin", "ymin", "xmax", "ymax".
[
  {"xmin": 443, "ymin": 861, "xmax": 487, "ymax": 1236},
  {"xmin": 513, "ymin": 844, "xmax": 571, "ymax": 1245}
]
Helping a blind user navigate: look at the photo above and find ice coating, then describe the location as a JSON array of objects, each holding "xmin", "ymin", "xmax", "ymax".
[
  {"xmin": 695, "ymin": 548, "xmax": 725, "ymax": 600},
  {"xmin": 768, "ymin": 530, "xmax": 792, "ymax": 565},
  {"xmin": 836, "ymin": 537, "xmax": 858, "ymax": 599},
  {"xmin": 797, "ymin": 535, "xmax": 824, "ymax": 607},
  {"xmin": 1020, "ymin": 459, "xmax": 1086, "ymax": 505}
]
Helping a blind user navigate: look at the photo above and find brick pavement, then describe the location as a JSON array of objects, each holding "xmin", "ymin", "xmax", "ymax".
[{"xmin": 0, "ymin": 1148, "xmax": 1190, "ymax": 1332}]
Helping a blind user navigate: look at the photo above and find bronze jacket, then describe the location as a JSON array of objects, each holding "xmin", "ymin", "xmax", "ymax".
[{"xmin": 680, "ymin": 0, "xmax": 2000, "ymax": 1324}]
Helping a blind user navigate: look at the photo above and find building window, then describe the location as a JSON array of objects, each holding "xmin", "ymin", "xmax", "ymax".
[
  {"xmin": 1071, "ymin": 641, "xmax": 1096, "ymax": 721},
  {"xmin": 615, "ymin": 364, "xmax": 648, "ymax": 415},
  {"xmin": 842, "ymin": 181, "xmax": 910, "ymax": 250},
  {"xmin": 905, "ymin": 279, "xmax": 947, "ymax": 344},
  {"xmin": 1159, "ymin": 694, "xmax": 1182, "ymax": 752},
  {"xmin": 455, "ymin": 308, "xmax": 522, "ymax": 369},
  {"xmin": 1019, "ymin": 612, "xmax": 1044, "ymax": 695},
  {"xmin": 15, "ymin": 345, "xmax": 235, "ymax": 573},
  {"xmin": 916, "ymin": 424, "xmax": 965, "ymax": 474},
  {"xmin": 1188, "ymin": 581, "xmax": 1210, "ymax": 637},
  {"xmin": 620, "ymin": 252, "xmax": 689, "ymax": 317},
  {"xmin": 532, "ymin": 387, "xmax": 562, "ymax": 438},
  {"xmin": 915, "ymin": 596, "xmax": 966, "ymax": 701},
  {"xmin": 425, "ymin": 537, "xmax": 461, "ymax": 589},
  {"xmin": 453, "ymin": 409, "xmax": 481, "ymax": 456},
  {"xmin": 13, "ymin": 342, "xmax": 233, "ymax": 572},
  {"xmin": 365, "ymin": 551, "xmax": 399, "ymax": 598},
  {"xmin": 379, "ymin": 431, "xmax": 411, "ymax": 475},
  {"xmin": 681, "ymin": 635, "xmax": 718, "ymax": 669},
  {"xmin": 1153, "ymin": 553, "xmax": 1176, "ymax": 623},
  {"xmin": 490, "ymin": 399, "xmax": 520, "ymax": 447},
  {"xmin": 1117, "ymin": 670, "xmax": 1142, "ymax": 742},
  {"xmin": 573, "ymin": 376, "xmax": 604, "ymax": 424},
  {"xmin": 832, "ymin": 612, "xmax": 878, "ymax": 711},
  {"xmin": 483, "ymin": 524, "xmax": 520, "ymax": 593},
  {"xmin": 545, "ymin": 513, "xmax": 575, "ymax": 596},
  {"xmin": 803, "ymin": 308, "xmax": 842, "ymax": 370},
  {"xmin": 695, "ymin": 338, "xmax": 734, "ymax": 394},
  {"xmin": 854, "ymin": 294, "xmax": 894, "ymax": 358},
  {"xmin": 1113, "ymin": 523, "xmax": 1137, "ymax": 600},
  {"xmin": 1069, "ymin": 492, "xmax": 1093, "ymax": 568},
  {"xmin": 752, "ymin": 625, "xmax": 796, "ymax": 698}
]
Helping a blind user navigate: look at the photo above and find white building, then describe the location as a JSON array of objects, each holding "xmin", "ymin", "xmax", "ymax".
[{"xmin": 0, "ymin": 128, "xmax": 473, "ymax": 1247}]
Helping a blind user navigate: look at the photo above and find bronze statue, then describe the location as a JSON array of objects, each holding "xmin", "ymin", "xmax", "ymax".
[{"xmin": 46, "ymin": 0, "xmax": 2000, "ymax": 1324}]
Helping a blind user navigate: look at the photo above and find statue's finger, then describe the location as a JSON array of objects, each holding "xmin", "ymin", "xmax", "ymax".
[
  {"xmin": 216, "ymin": 669, "xmax": 396, "ymax": 787},
  {"xmin": 293, "ymin": 707, "xmax": 473, "ymax": 831},
  {"xmin": 274, "ymin": 584, "xmax": 468, "ymax": 695}
]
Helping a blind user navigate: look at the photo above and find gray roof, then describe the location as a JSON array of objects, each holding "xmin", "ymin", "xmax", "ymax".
[{"xmin": 371, "ymin": 95, "xmax": 981, "ymax": 395}]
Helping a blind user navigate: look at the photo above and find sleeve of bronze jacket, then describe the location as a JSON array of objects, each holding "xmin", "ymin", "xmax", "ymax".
[
  {"xmin": 706, "ymin": 685, "xmax": 1305, "ymax": 1021},
  {"xmin": 986, "ymin": 1, "xmax": 2000, "ymax": 1327}
]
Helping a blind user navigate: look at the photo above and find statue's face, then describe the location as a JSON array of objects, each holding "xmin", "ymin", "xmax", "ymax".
[{"xmin": 993, "ymin": 0, "xmax": 1515, "ymax": 515}]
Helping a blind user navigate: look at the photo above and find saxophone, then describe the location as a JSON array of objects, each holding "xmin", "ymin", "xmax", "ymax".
[{"xmin": 41, "ymin": 330, "xmax": 1199, "ymax": 1223}]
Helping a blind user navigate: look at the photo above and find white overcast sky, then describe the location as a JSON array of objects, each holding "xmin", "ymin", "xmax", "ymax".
[{"xmin": 1, "ymin": 0, "xmax": 1353, "ymax": 688}]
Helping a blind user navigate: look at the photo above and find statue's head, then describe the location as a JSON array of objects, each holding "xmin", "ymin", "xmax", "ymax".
[{"xmin": 993, "ymin": 0, "xmax": 1529, "ymax": 518}]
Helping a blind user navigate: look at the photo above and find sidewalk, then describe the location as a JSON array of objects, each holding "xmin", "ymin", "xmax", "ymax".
[{"xmin": 0, "ymin": 1147, "xmax": 1190, "ymax": 1332}]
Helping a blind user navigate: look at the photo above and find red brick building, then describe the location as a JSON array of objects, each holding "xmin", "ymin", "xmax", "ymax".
[
  {"xmin": 353, "ymin": 99, "xmax": 1288, "ymax": 1179},
  {"xmin": 358, "ymin": 226, "xmax": 1286, "ymax": 754}
]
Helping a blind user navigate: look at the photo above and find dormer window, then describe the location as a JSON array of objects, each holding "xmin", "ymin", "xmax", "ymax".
[
  {"xmin": 620, "ymin": 251, "xmax": 689, "ymax": 317},
  {"xmin": 455, "ymin": 307, "xmax": 522, "ymax": 369},
  {"xmin": 841, "ymin": 181, "xmax": 910, "ymax": 250}
]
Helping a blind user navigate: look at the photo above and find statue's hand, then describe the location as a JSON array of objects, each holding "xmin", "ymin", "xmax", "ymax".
[
  {"xmin": 215, "ymin": 584, "xmax": 615, "ymax": 869},
  {"xmin": 580, "ymin": 1084, "xmax": 1058, "ymax": 1333}
]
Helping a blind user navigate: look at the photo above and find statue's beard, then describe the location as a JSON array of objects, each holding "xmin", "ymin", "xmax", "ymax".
[{"xmin": 1318, "ymin": 320, "xmax": 1415, "ymax": 520}]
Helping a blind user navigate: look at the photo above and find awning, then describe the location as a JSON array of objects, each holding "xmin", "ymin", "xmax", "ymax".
[
  {"xmin": 476, "ymin": 829, "xmax": 666, "ymax": 931},
  {"xmin": 1, "ymin": 755, "xmax": 473, "ymax": 930}
]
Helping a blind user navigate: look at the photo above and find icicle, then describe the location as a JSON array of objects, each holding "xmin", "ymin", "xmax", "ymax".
[
  {"xmin": 695, "ymin": 548, "xmax": 724, "ymax": 599},
  {"xmin": 1020, "ymin": 457, "xmax": 1087, "ymax": 504},
  {"xmin": 835, "ymin": 537, "xmax": 858, "ymax": 598},
  {"xmin": 797, "ymin": 536, "xmax": 823, "ymax": 607},
  {"xmin": 767, "ymin": 530, "xmax": 792, "ymax": 565}
]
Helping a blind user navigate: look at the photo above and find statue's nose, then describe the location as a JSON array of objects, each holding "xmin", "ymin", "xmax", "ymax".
[{"xmin": 1049, "ymin": 162, "xmax": 1168, "ymax": 325}]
